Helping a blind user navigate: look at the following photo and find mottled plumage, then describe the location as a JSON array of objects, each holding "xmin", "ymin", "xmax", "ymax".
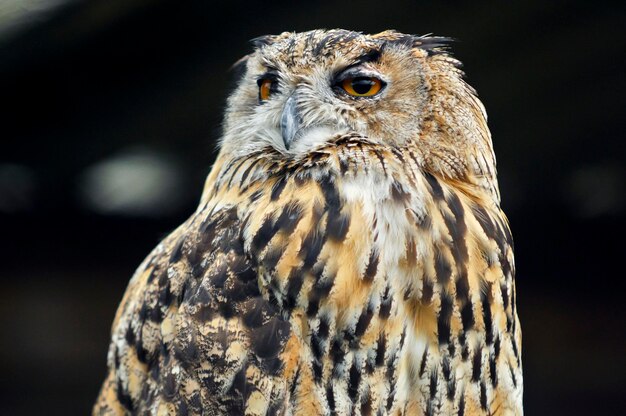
[{"xmin": 95, "ymin": 29, "xmax": 522, "ymax": 415}]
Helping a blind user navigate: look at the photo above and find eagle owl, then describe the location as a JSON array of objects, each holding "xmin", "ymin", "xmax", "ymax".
[{"xmin": 94, "ymin": 29, "xmax": 522, "ymax": 415}]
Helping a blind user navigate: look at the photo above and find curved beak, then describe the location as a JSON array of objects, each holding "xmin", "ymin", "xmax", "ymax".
[{"xmin": 280, "ymin": 93, "xmax": 303, "ymax": 149}]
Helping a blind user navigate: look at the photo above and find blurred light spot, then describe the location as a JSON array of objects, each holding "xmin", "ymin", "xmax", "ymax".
[
  {"xmin": 0, "ymin": 163, "xmax": 37, "ymax": 213},
  {"xmin": 565, "ymin": 164, "xmax": 625, "ymax": 218},
  {"xmin": 78, "ymin": 147, "xmax": 186, "ymax": 217},
  {"xmin": 0, "ymin": 0, "xmax": 70, "ymax": 38}
]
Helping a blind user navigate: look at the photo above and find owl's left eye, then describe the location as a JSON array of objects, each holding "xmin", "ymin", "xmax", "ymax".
[
  {"xmin": 340, "ymin": 76, "xmax": 384, "ymax": 97},
  {"xmin": 257, "ymin": 78, "xmax": 277, "ymax": 101}
]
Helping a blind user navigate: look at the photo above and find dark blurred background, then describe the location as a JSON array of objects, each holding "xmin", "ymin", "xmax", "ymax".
[{"xmin": 1, "ymin": 0, "xmax": 624, "ymax": 414}]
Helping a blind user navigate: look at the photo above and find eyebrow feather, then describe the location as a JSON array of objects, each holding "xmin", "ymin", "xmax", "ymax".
[{"xmin": 352, "ymin": 49, "xmax": 382, "ymax": 65}]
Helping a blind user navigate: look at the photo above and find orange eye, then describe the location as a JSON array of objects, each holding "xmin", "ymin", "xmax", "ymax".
[
  {"xmin": 258, "ymin": 78, "xmax": 274, "ymax": 101},
  {"xmin": 341, "ymin": 76, "xmax": 383, "ymax": 97}
]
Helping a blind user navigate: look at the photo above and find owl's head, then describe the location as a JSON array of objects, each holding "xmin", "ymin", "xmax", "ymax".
[{"xmin": 221, "ymin": 29, "xmax": 497, "ymax": 192}]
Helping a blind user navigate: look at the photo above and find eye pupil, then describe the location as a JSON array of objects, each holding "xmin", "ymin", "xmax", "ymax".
[{"xmin": 351, "ymin": 77, "xmax": 375, "ymax": 95}]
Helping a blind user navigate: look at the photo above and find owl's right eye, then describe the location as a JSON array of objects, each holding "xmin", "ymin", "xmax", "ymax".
[{"xmin": 257, "ymin": 78, "xmax": 277, "ymax": 101}]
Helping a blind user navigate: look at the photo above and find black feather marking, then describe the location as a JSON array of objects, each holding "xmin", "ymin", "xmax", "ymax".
[
  {"xmin": 262, "ymin": 356, "xmax": 284, "ymax": 376},
  {"xmin": 448, "ymin": 339, "xmax": 456, "ymax": 357},
  {"xmin": 242, "ymin": 298, "xmax": 272, "ymax": 328},
  {"xmin": 312, "ymin": 359, "xmax": 323, "ymax": 382},
  {"xmin": 429, "ymin": 368, "xmax": 438, "ymax": 399},
  {"xmin": 148, "ymin": 304, "xmax": 163, "ymax": 323},
  {"xmin": 169, "ymin": 237, "xmax": 185, "ymax": 263},
  {"xmin": 330, "ymin": 339, "xmax": 345, "ymax": 368},
  {"xmin": 390, "ymin": 180, "xmax": 411, "ymax": 204},
  {"xmin": 249, "ymin": 189, "xmax": 264, "ymax": 203},
  {"xmin": 318, "ymin": 316, "xmax": 330, "ymax": 339},
  {"xmin": 313, "ymin": 31, "xmax": 359, "ymax": 57},
  {"xmin": 257, "ymin": 243, "xmax": 284, "ymax": 273},
  {"xmin": 422, "ymin": 277, "xmax": 434, "ymax": 303},
  {"xmin": 162, "ymin": 372, "xmax": 178, "ymax": 401},
  {"xmin": 299, "ymin": 204, "xmax": 326, "ymax": 270},
  {"xmin": 290, "ymin": 365, "xmax": 301, "ymax": 398},
  {"xmin": 437, "ymin": 292, "xmax": 453, "ymax": 345},
  {"xmin": 177, "ymin": 400, "xmax": 189, "ymax": 416},
  {"xmin": 460, "ymin": 301, "xmax": 475, "ymax": 333},
  {"xmin": 445, "ymin": 194, "xmax": 471, "ymax": 312},
  {"xmin": 194, "ymin": 304, "xmax": 214, "ymax": 323},
  {"xmin": 361, "ymin": 394, "xmax": 373, "ymax": 416},
  {"xmin": 375, "ymin": 333, "xmax": 386, "ymax": 367},
  {"xmin": 379, "ymin": 285, "xmax": 392, "ymax": 319},
  {"xmin": 208, "ymin": 261, "xmax": 228, "ymax": 289},
  {"xmin": 125, "ymin": 324, "xmax": 136, "ymax": 346},
  {"xmin": 384, "ymin": 34, "xmax": 416, "ymax": 49},
  {"xmin": 471, "ymin": 204, "xmax": 497, "ymax": 240},
  {"xmin": 229, "ymin": 363, "xmax": 248, "ymax": 399},
  {"xmin": 386, "ymin": 391, "xmax": 395, "ymax": 411},
  {"xmin": 494, "ymin": 336, "xmax": 501, "ymax": 358},
  {"xmin": 311, "ymin": 330, "xmax": 324, "ymax": 360},
  {"xmin": 352, "ymin": 48, "xmax": 382, "ymax": 66},
  {"xmin": 250, "ymin": 316, "xmax": 290, "ymax": 359},
  {"xmin": 320, "ymin": 175, "xmax": 340, "ymax": 209},
  {"xmin": 158, "ymin": 280, "xmax": 173, "ymax": 308},
  {"xmin": 471, "ymin": 347, "xmax": 482, "ymax": 383},
  {"xmin": 270, "ymin": 176, "xmax": 288, "ymax": 201},
  {"xmin": 327, "ymin": 210, "xmax": 350, "ymax": 242},
  {"xmin": 338, "ymin": 156, "xmax": 349, "ymax": 175},
  {"xmin": 226, "ymin": 159, "xmax": 248, "ymax": 189},
  {"xmin": 501, "ymin": 283, "xmax": 509, "ymax": 310},
  {"xmin": 415, "ymin": 36, "xmax": 455, "ymax": 55},
  {"xmin": 434, "ymin": 248, "xmax": 452, "ymax": 286},
  {"xmin": 482, "ymin": 288, "xmax": 494, "ymax": 345},
  {"xmin": 442, "ymin": 355, "xmax": 451, "ymax": 380},
  {"xmin": 229, "ymin": 256, "xmax": 255, "ymax": 282},
  {"xmin": 489, "ymin": 352, "xmax": 498, "ymax": 387},
  {"xmin": 418, "ymin": 346, "xmax": 429, "ymax": 377},
  {"xmin": 251, "ymin": 34, "xmax": 275, "ymax": 49},
  {"xmin": 319, "ymin": 174, "xmax": 348, "ymax": 243},
  {"xmin": 511, "ymin": 337, "xmax": 520, "ymax": 367},
  {"xmin": 461, "ymin": 344, "xmax": 470, "ymax": 361},
  {"xmin": 425, "ymin": 399, "xmax": 434, "ymax": 416},
  {"xmin": 480, "ymin": 381, "xmax": 488, "ymax": 410},
  {"xmin": 251, "ymin": 215, "xmax": 277, "ymax": 253},
  {"xmin": 510, "ymin": 362, "xmax": 517, "ymax": 387},
  {"xmin": 363, "ymin": 249, "xmax": 379, "ymax": 282},
  {"xmin": 424, "ymin": 173, "xmax": 444, "ymax": 201},
  {"xmin": 306, "ymin": 273, "xmax": 335, "ymax": 317},
  {"xmin": 354, "ymin": 306, "xmax": 374, "ymax": 338},
  {"xmin": 284, "ymin": 269, "xmax": 304, "ymax": 310},
  {"xmin": 135, "ymin": 337, "xmax": 149, "ymax": 365},
  {"xmin": 239, "ymin": 158, "xmax": 261, "ymax": 188},
  {"xmin": 117, "ymin": 379, "xmax": 134, "ymax": 411},
  {"xmin": 174, "ymin": 338, "xmax": 200, "ymax": 367},
  {"xmin": 274, "ymin": 201, "xmax": 304, "ymax": 236},
  {"xmin": 348, "ymin": 361, "xmax": 361, "ymax": 402},
  {"xmin": 301, "ymin": 230, "xmax": 325, "ymax": 270},
  {"xmin": 326, "ymin": 384, "xmax": 335, "ymax": 412},
  {"xmin": 447, "ymin": 375, "xmax": 457, "ymax": 401}
]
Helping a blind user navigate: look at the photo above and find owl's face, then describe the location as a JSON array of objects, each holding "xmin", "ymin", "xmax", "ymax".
[
  {"xmin": 220, "ymin": 29, "xmax": 496, "ymax": 197},
  {"xmin": 222, "ymin": 30, "xmax": 450, "ymax": 157}
]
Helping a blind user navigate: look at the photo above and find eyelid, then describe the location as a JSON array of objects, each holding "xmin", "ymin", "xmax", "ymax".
[
  {"xmin": 257, "ymin": 70, "xmax": 279, "ymax": 81},
  {"xmin": 333, "ymin": 66, "xmax": 386, "ymax": 84}
]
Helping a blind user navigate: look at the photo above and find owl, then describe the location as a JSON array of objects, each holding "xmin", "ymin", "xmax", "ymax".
[{"xmin": 94, "ymin": 29, "xmax": 522, "ymax": 415}]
